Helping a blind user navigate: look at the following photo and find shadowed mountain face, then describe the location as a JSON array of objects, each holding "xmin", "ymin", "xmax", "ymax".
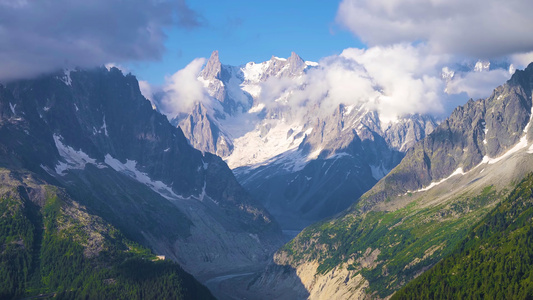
[
  {"xmin": 0, "ymin": 67, "xmax": 284, "ymax": 289},
  {"xmin": 259, "ymin": 64, "xmax": 533, "ymax": 299}
]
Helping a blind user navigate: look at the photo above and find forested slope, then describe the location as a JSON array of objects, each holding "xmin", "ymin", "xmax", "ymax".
[
  {"xmin": 0, "ymin": 168, "xmax": 213, "ymax": 300},
  {"xmin": 393, "ymin": 173, "xmax": 533, "ymax": 299}
]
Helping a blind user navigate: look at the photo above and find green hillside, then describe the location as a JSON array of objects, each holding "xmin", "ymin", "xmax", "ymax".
[
  {"xmin": 393, "ymin": 173, "xmax": 533, "ymax": 299},
  {"xmin": 0, "ymin": 169, "xmax": 213, "ymax": 300},
  {"xmin": 279, "ymin": 182, "xmax": 502, "ymax": 297}
]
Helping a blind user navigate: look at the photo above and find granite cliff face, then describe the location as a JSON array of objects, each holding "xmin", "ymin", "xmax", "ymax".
[
  {"xmin": 197, "ymin": 50, "xmax": 252, "ymax": 115},
  {"xmin": 0, "ymin": 67, "xmax": 283, "ymax": 288},
  {"xmin": 267, "ymin": 63, "xmax": 533, "ymax": 299},
  {"xmin": 177, "ymin": 102, "xmax": 234, "ymax": 157}
]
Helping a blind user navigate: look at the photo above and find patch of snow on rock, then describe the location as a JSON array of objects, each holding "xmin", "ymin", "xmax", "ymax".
[
  {"xmin": 60, "ymin": 69, "xmax": 72, "ymax": 86},
  {"xmin": 483, "ymin": 135, "xmax": 528, "ymax": 164},
  {"xmin": 104, "ymin": 154, "xmax": 180, "ymax": 200},
  {"xmin": 527, "ymin": 143, "xmax": 533, "ymax": 154},
  {"xmin": 53, "ymin": 135, "xmax": 103, "ymax": 175},
  {"xmin": 101, "ymin": 116, "xmax": 109, "ymax": 136},
  {"xmin": 413, "ymin": 168, "xmax": 466, "ymax": 193},
  {"xmin": 225, "ymin": 121, "xmax": 310, "ymax": 169}
]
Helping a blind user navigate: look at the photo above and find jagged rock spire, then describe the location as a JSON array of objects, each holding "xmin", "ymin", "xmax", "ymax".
[
  {"xmin": 287, "ymin": 52, "xmax": 305, "ymax": 76},
  {"xmin": 200, "ymin": 50, "xmax": 222, "ymax": 80},
  {"xmin": 261, "ymin": 52, "xmax": 307, "ymax": 80}
]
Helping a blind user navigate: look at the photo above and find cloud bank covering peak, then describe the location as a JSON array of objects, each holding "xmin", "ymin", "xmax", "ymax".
[
  {"xmin": 0, "ymin": 0, "xmax": 201, "ymax": 81},
  {"xmin": 160, "ymin": 58, "xmax": 211, "ymax": 118},
  {"xmin": 158, "ymin": 45, "xmax": 518, "ymax": 125},
  {"xmin": 256, "ymin": 45, "xmax": 454, "ymax": 121}
]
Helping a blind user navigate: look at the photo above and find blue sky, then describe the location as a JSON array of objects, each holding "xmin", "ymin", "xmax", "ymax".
[{"xmin": 127, "ymin": 0, "xmax": 364, "ymax": 85}]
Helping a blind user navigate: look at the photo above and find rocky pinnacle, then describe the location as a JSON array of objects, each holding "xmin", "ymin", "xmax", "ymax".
[{"xmin": 200, "ymin": 50, "xmax": 223, "ymax": 80}]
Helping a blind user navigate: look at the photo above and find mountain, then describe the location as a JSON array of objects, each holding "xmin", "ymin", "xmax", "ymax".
[
  {"xmin": 0, "ymin": 168, "xmax": 213, "ymax": 299},
  {"xmin": 169, "ymin": 51, "xmax": 437, "ymax": 230},
  {"xmin": 233, "ymin": 108, "xmax": 436, "ymax": 229},
  {"xmin": 255, "ymin": 63, "xmax": 533, "ymax": 299},
  {"xmin": 172, "ymin": 50, "xmax": 311, "ymax": 157},
  {"xmin": 393, "ymin": 172, "xmax": 533, "ymax": 299},
  {"xmin": 0, "ymin": 67, "xmax": 284, "ymax": 295}
]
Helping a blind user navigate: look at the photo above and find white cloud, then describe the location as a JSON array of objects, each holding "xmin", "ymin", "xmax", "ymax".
[
  {"xmin": 257, "ymin": 44, "xmax": 516, "ymax": 121},
  {"xmin": 336, "ymin": 0, "xmax": 533, "ymax": 58},
  {"xmin": 446, "ymin": 69, "xmax": 511, "ymax": 100},
  {"xmin": 138, "ymin": 80, "xmax": 158, "ymax": 110},
  {"xmin": 0, "ymin": 0, "xmax": 202, "ymax": 81},
  {"xmin": 138, "ymin": 80, "xmax": 153, "ymax": 101},
  {"xmin": 258, "ymin": 44, "xmax": 449, "ymax": 121},
  {"xmin": 511, "ymin": 52, "xmax": 533, "ymax": 69},
  {"xmin": 160, "ymin": 58, "xmax": 210, "ymax": 118},
  {"xmin": 341, "ymin": 45, "xmax": 449, "ymax": 119},
  {"xmin": 105, "ymin": 63, "xmax": 129, "ymax": 74}
]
